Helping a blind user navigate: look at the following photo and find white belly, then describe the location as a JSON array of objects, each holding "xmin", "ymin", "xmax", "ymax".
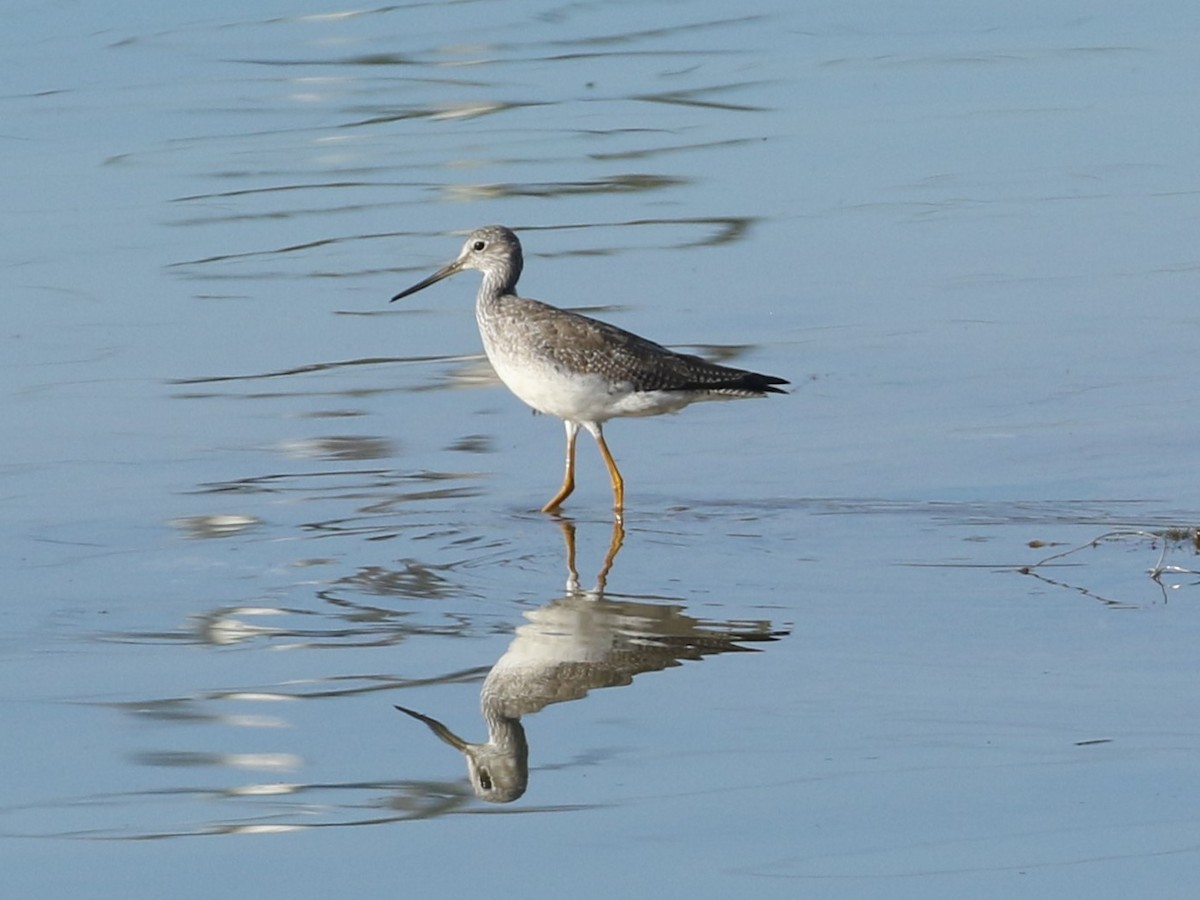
[{"xmin": 484, "ymin": 344, "xmax": 695, "ymax": 424}]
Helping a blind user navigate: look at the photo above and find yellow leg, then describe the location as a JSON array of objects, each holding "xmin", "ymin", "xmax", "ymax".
[
  {"xmin": 556, "ymin": 516, "xmax": 625, "ymax": 594},
  {"xmin": 542, "ymin": 421, "xmax": 579, "ymax": 513},
  {"xmin": 557, "ymin": 518, "xmax": 581, "ymax": 591},
  {"xmin": 590, "ymin": 424, "xmax": 625, "ymax": 515},
  {"xmin": 595, "ymin": 516, "xmax": 626, "ymax": 591}
]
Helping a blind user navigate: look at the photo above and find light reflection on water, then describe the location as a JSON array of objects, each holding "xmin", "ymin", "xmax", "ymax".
[{"xmin": 30, "ymin": 518, "xmax": 787, "ymax": 839}]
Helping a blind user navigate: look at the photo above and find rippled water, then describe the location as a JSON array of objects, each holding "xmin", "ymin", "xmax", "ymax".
[{"xmin": 5, "ymin": 1, "xmax": 1200, "ymax": 897}]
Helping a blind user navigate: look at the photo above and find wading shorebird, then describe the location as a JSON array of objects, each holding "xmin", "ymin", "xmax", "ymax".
[{"xmin": 390, "ymin": 226, "xmax": 787, "ymax": 514}]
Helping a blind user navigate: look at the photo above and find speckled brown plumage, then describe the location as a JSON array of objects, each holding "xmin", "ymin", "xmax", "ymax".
[{"xmin": 484, "ymin": 292, "xmax": 789, "ymax": 396}]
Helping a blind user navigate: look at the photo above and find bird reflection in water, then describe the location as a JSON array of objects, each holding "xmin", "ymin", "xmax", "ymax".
[{"xmin": 395, "ymin": 520, "xmax": 787, "ymax": 802}]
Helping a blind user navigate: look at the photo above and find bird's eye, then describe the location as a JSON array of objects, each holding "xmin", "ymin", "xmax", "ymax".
[
  {"xmin": 472, "ymin": 240, "xmax": 486, "ymax": 252},
  {"xmin": 478, "ymin": 768, "xmax": 492, "ymax": 790}
]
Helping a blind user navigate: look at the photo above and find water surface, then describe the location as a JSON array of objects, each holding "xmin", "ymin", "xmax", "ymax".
[{"xmin": 4, "ymin": 1, "xmax": 1200, "ymax": 898}]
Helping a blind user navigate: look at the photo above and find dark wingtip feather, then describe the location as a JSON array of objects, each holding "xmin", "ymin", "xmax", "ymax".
[
  {"xmin": 719, "ymin": 372, "xmax": 790, "ymax": 395},
  {"xmin": 676, "ymin": 371, "xmax": 790, "ymax": 396},
  {"xmin": 751, "ymin": 374, "xmax": 790, "ymax": 395}
]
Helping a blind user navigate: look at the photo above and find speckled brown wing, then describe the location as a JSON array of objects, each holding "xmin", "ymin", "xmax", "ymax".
[{"xmin": 514, "ymin": 297, "xmax": 789, "ymax": 396}]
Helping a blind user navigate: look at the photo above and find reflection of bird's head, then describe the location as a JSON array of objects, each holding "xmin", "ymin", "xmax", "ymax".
[
  {"xmin": 462, "ymin": 741, "xmax": 528, "ymax": 804},
  {"xmin": 395, "ymin": 705, "xmax": 528, "ymax": 803}
]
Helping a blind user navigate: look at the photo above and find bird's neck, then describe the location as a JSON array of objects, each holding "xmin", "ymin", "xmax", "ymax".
[
  {"xmin": 480, "ymin": 703, "xmax": 527, "ymax": 754},
  {"xmin": 477, "ymin": 268, "xmax": 518, "ymax": 307}
]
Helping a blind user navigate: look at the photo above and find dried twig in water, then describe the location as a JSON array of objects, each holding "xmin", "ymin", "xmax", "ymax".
[{"xmin": 1020, "ymin": 527, "xmax": 1200, "ymax": 584}]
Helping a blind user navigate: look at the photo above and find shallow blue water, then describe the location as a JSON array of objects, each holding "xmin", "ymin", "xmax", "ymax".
[{"xmin": 4, "ymin": 1, "xmax": 1200, "ymax": 897}]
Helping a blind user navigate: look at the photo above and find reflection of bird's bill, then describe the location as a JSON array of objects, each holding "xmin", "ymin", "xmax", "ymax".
[
  {"xmin": 394, "ymin": 705, "xmax": 468, "ymax": 751},
  {"xmin": 390, "ymin": 258, "xmax": 465, "ymax": 302}
]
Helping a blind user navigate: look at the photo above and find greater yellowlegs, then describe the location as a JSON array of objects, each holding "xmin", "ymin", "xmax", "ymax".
[
  {"xmin": 395, "ymin": 520, "xmax": 787, "ymax": 802},
  {"xmin": 391, "ymin": 225, "xmax": 787, "ymax": 514}
]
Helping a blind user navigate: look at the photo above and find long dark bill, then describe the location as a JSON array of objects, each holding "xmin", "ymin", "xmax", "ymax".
[
  {"xmin": 394, "ymin": 704, "xmax": 469, "ymax": 751},
  {"xmin": 390, "ymin": 259, "xmax": 464, "ymax": 302}
]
